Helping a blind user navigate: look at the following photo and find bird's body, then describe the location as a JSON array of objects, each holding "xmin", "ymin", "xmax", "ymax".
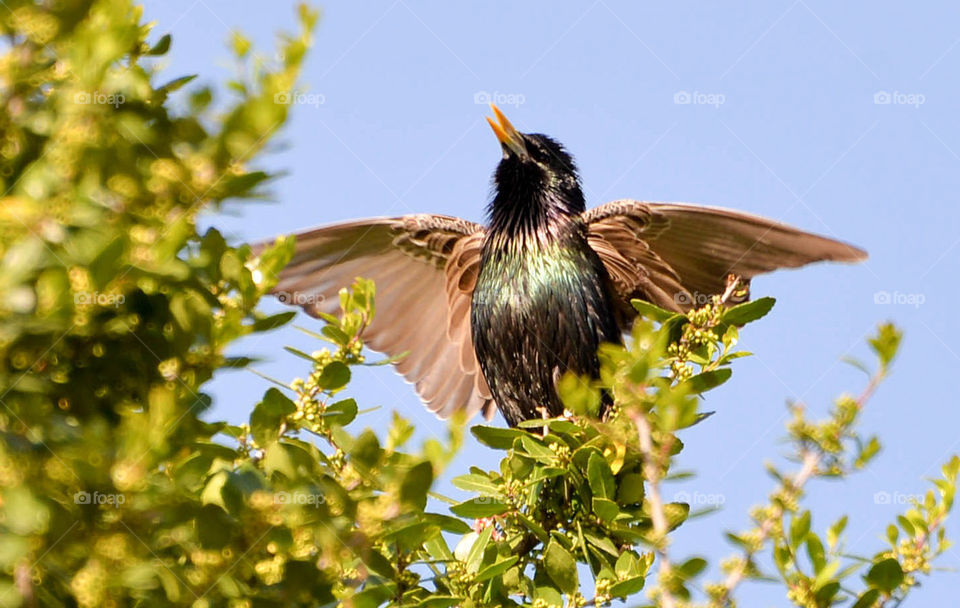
[
  {"xmin": 264, "ymin": 105, "xmax": 868, "ymax": 426},
  {"xmin": 472, "ymin": 216, "xmax": 620, "ymax": 426}
]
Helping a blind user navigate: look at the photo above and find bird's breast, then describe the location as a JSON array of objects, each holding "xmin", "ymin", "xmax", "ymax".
[
  {"xmin": 469, "ymin": 234, "xmax": 620, "ymax": 424},
  {"xmin": 470, "ymin": 234, "xmax": 619, "ymax": 364},
  {"xmin": 473, "ymin": 239, "xmax": 591, "ymax": 321}
]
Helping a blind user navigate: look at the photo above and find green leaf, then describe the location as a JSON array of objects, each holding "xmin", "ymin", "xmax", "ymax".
[
  {"xmin": 158, "ymin": 74, "xmax": 198, "ymax": 93},
  {"xmin": 609, "ymin": 575, "xmax": 646, "ymax": 597},
  {"xmin": 318, "ymin": 361, "xmax": 351, "ymax": 391},
  {"xmin": 518, "ymin": 435, "xmax": 557, "ymax": 462},
  {"xmin": 231, "ymin": 31, "xmax": 252, "ymax": 57},
  {"xmin": 897, "ymin": 515, "xmax": 915, "ymax": 536},
  {"xmin": 679, "ymin": 557, "xmax": 707, "ymax": 579},
  {"xmin": 806, "ymin": 533, "xmax": 826, "ymax": 572},
  {"xmin": 321, "ymin": 324, "xmax": 351, "ymax": 345},
  {"xmin": 471, "ymin": 425, "xmax": 525, "ymax": 449},
  {"xmin": 865, "ymin": 558, "xmax": 904, "ymax": 593},
  {"xmin": 814, "ymin": 581, "xmax": 841, "ymax": 605},
  {"xmin": 592, "ymin": 497, "xmax": 619, "ymax": 522},
  {"xmin": 812, "ymin": 560, "xmax": 841, "ymax": 591},
  {"xmin": 384, "ymin": 522, "xmax": 437, "ymax": 551},
  {"xmin": 544, "ymin": 539, "xmax": 578, "ymax": 594},
  {"xmin": 475, "ymin": 556, "xmax": 519, "ymax": 582},
  {"xmin": 400, "ymin": 461, "xmax": 434, "ymax": 510},
  {"xmin": 616, "ymin": 473, "xmax": 645, "ymax": 504},
  {"xmin": 518, "ymin": 417, "xmax": 580, "ymax": 435},
  {"xmin": 464, "ymin": 525, "xmax": 493, "ymax": 574},
  {"xmin": 349, "ymin": 430, "xmax": 381, "ymax": 469},
  {"xmin": 451, "ymin": 473, "xmax": 499, "ymax": 494},
  {"xmin": 663, "ymin": 502, "xmax": 690, "ymax": 530},
  {"xmin": 250, "ymin": 388, "xmax": 296, "ymax": 446},
  {"xmin": 424, "ymin": 535, "xmax": 454, "ymax": 561},
  {"xmin": 615, "ymin": 552, "xmax": 639, "ymax": 578},
  {"xmin": 790, "ymin": 510, "xmax": 811, "ymax": 549},
  {"xmin": 534, "ymin": 585, "xmax": 563, "ymax": 607},
  {"xmin": 450, "ymin": 498, "xmax": 510, "ymax": 518},
  {"xmin": 726, "ymin": 532, "xmax": 750, "ymax": 549},
  {"xmin": 89, "ymin": 237, "xmax": 124, "ymax": 289},
  {"xmin": 322, "ymin": 398, "xmax": 357, "ymax": 426},
  {"xmin": 252, "ymin": 311, "xmax": 296, "ymax": 332},
  {"xmin": 588, "ymin": 452, "xmax": 616, "ymax": 499},
  {"xmin": 856, "ymin": 436, "xmax": 882, "ymax": 467},
  {"xmin": 262, "ymin": 443, "xmax": 297, "ymax": 478},
  {"xmin": 631, "ymin": 299, "xmax": 677, "ymax": 322},
  {"xmin": 146, "ymin": 34, "xmax": 172, "ymax": 55},
  {"xmin": 422, "ymin": 513, "xmax": 472, "ymax": 534},
  {"xmin": 515, "ymin": 513, "xmax": 549, "ymax": 543},
  {"xmin": 868, "ymin": 323, "xmax": 902, "ymax": 368},
  {"xmin": 886, "ymin": 524, "xmax": 899, "ymax": 544},
  {"xmin": 722, "ymin": 296, "xmax": 775, "ymax": 326},
  {"xmin": 851, "ymin": 589, "xmax": 881, "ymax": 608},
  {"xmin": 200, "ymin": 471, "xmax": 240, "ymax": 513},
  {"xmin": 585, "ymin": 531, "xmax": 619, "ymax": 558},
  {"xmin": 682, "ymin": 368, "xmax": 732, "ymax": 393},
  {"xmin": 827, "ymin": 515, "xmax": 848, "ymax": 549},
  {"xmin": 361, "ymin": 549, "xmax": 395, "ymax": 579}
]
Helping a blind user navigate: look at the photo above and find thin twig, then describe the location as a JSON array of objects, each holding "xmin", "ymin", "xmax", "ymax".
[{"xmin": 632, "ymin": 410, "xmax": 676, "ymax": 608}]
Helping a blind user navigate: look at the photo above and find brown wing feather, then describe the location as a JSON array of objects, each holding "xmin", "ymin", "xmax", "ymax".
[
  {"xmin": 261, "ymin": 215, "xmax": 495, "ymax": 421},
  {"xmin": 584, "ymin": 200, "xmax": 867, "ymax": 325}
]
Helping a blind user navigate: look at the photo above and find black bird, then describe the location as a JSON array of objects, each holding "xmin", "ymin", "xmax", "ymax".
[{"xmin": 265, "ymin": 105, "xmax": 866, "ymax": 427}]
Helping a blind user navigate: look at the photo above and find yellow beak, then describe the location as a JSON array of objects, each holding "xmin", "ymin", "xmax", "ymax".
[{"xmin": 486, "ymin": 104, "xmax": 528, "ymax": 158}]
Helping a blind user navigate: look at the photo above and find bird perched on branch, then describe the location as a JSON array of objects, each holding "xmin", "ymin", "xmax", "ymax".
[{"xmin": 264, "ymin": 105, "xmax": 866, "ymax": 427}]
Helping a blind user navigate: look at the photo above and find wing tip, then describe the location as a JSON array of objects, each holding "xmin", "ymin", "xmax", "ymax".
[{"xmin": 827, "ymin": 241, "xmax": 868, "ymax": 264}]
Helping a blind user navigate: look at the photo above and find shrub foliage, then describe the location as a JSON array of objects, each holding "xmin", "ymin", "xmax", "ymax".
[{"xmin": 0, "ymin": 3, "xmax": 956, "ymax": 607}]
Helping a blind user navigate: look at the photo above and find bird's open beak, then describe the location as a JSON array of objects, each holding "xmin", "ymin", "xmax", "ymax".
[{"xmin": 486, "ymin": 104, "xmax": 528, "ymax": 159}]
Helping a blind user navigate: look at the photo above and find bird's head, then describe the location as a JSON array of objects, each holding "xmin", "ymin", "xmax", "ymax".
[{"xmin": 485, "ymin": 105, "xmax": 586, "ymax": 227}]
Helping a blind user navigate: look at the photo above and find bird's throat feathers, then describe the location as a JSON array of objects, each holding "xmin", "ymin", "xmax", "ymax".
[{"xmin": 487, "ymin": 172, "xmax": 585, "ymax": 247}]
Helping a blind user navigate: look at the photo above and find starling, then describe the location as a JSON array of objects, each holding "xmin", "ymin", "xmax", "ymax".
[{"xmin": 266, "ymin": 105, "xmax": 866, "ymax": 427}]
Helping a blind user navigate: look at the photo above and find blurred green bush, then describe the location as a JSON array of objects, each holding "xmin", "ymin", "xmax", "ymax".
[{"xmin": 0, "ymin": 3, "xmax": 955, "ymax": 607}]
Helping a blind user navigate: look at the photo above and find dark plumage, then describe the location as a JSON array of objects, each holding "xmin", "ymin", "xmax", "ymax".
[
  {"xmin": 263, "ymin": 105, "xmax": 867, "ymax": 427},
  {"xmin": 472, "ymin": 128, "xmax": 620, "ymax": 426}
]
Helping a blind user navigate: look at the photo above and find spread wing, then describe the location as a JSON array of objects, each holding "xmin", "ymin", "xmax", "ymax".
[
  {"xmin": 584, "ymin": 200, "xmax": 867, "ymax": 323},
  {"xmin": 261, "ymin": 214, "xmax": 495, "ymax": 421}
]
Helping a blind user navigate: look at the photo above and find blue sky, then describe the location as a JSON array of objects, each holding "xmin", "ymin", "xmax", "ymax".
[{"xmin": 144, "ymin": 2, "xmax": 960, "ymax": 604}]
